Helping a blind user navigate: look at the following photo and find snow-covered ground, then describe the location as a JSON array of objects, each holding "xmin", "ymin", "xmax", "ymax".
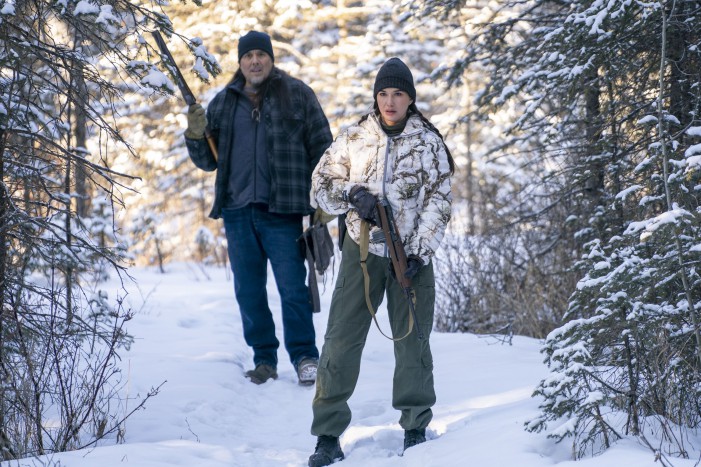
[{"xmin": 2, "ymin": 263, "xmax": 698, "ymax": 467}]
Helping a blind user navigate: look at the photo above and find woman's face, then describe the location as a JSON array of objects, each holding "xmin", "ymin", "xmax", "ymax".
[{"xmin": 376, "ymin": 88, "xmax": 413, "ymax": 126}]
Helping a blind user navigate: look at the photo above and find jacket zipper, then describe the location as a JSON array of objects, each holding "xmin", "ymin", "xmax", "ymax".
[
  {"xmin": 382, "ymin": 136, "xmax": 392, "ymax": 258},
  {"xmin": 253, "ymin": 118, "xmax": 259, "ymax": 200}
]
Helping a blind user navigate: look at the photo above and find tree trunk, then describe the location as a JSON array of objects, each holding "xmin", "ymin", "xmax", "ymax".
[
  {"xmin": 65, "ymin": 101, "xmax": 74, "ymax": 326},
  {"xmin": 0, "ymin": 127, "xmax": 6, "ymax": 320},
  {"xmin": 656, "ymin": 1, "xmax": 701, "ymax": 369},
  {"xmin": 465, "ymin": 84, "xmax": 476, "ymax": 236},
  {"xmin": 583, "ymin": 67, "xmax": 603, "ymax": 197},
  {"xmin": 74, "ymin": 63, "xmax": 90, "ymax": 218},
  {"xmin": 0, "ymin": 128, "xmax": 9, "ymax": 459}
]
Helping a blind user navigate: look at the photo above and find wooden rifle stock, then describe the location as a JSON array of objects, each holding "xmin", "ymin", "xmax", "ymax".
[
  {"xmin": 374, "ymin": 199, "xmax": 424, "ymax": 339},
  {"xmin": 151, "ymin": 31, "xmax": 218, "ymax": 161}
]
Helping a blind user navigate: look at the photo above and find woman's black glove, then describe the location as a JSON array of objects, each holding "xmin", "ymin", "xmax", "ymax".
[
  {"xmin": 404, "ymin": 255, "xmax": 424, "ymax": 279},
  {"xmin": 388, "ymin": 255, "xmax": 424, "ymax": 281},
  {"xmin": 348, "ymin": 185, "xmax": 378, "ymax": 225}
]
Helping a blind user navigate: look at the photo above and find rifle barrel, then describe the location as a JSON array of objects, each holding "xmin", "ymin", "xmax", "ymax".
[
  {"xmin": 151, "ymin": 31, "xmax": 218, "ymax": 161},
  {"xmin": 151, "ymin": 31, "xmax": 197, "ymax": 106},
  {"xmin": 376, "ymin": 199, "xmax": 423, "ymax": 339}
]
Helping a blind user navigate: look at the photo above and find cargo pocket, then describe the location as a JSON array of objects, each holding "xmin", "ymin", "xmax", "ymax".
[
  {"xmin": 421, "ymin": 352, "xmax": 434, "ymax": 371},
  {"xmin": 319, "ymin": 353, "xmax": 330, "ymax": 371},
  {"xmin": 412, "ymin": 267, "xmax": 435, "ymax": 328},
  {"xmin": 421, "ymin": 351, "xmax": 437, "ymax": 403},
  {"xmin": 326, "ymin": 277, "xmax": 345, "ymax": 332},
  {"xmin": 315, "ymin": 353, "xmax": 332, "ymax": 396}
]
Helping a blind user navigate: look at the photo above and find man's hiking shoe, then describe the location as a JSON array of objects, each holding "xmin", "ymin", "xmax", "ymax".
[
  {"xmin": 297, "ymin": 358, "xmax": 318, "ymax": 386},
  {"xmin": 403, "ymin": 428, "xmax": 426, "ymax": 451},
  {"xmin": 308, "ymin": 435, "xmax": 344, "ymax": 467},
  {"xmin": 245, "ymin": 364, "xmax": 277, "ymax": 385}
]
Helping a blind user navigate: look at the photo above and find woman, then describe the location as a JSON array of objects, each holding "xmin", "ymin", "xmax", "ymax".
[{"xmin": 307, "ymin": 57, "xmax": 454, "ymax": 466}]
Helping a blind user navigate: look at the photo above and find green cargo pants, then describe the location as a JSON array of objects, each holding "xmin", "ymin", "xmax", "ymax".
[{"xmin": 311, "ymin": 233, "xmax": 436, "ymax": 437}]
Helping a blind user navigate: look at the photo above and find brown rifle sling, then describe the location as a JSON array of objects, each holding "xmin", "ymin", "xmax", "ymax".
[{"xmin": 359, "ymin": 221, "xmax": 414, "ymax": 341}]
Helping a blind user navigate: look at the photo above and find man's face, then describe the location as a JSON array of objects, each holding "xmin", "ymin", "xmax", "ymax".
[{"xmin": 240, "ymin": 50, "xmax": 273, "ymax": 88}]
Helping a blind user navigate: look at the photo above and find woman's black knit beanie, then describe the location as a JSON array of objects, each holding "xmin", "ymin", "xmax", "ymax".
[
  {"xmin": 373, "ymin": 57, "xmax": 416, "ymax": 101},
  {"xmin": 238, "ymin": 31, "xmax": 275, "ymax": 62}
]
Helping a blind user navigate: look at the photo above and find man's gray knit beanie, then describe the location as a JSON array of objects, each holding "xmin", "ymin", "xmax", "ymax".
[
  {"xmin": 238, "ymin": 31, "xmax": 274, "ymax": 62},
  {"xmin": 373, "ymin": 57, "xmax": 416, "ymax": 101}
]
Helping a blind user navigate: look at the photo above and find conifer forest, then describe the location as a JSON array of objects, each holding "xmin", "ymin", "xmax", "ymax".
[{"xmin": 1, "ymin": 0, "xmax": 701, "ymax": 463}]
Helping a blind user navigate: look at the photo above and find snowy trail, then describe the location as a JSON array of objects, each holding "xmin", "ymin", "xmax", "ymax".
[
  {"xmin": 120, "ymin": 264, "xmax": 548, "ymax": 466},
  {"xmin": 2, "ymin": 263, "xmax": 696, "ymax": 467}
]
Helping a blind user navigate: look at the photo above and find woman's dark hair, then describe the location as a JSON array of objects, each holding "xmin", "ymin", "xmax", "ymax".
[
  {"xmin": 360, "ymin": 102, "xmax": 455, "ymax": 174},
  {"xmin": 227, "ymin": 67, "xmax": 292, "ymax": 109}
]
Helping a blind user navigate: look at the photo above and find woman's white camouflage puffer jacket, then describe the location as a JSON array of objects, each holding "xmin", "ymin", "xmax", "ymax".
[{"xmin": 311, "ymin": 112, "xmax": 452, "ymax": 265}]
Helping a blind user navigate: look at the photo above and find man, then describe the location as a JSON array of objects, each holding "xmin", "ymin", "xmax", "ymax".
[{"xmin": 184, "ymin": 31, "xmax": 332, "ymax": 386}]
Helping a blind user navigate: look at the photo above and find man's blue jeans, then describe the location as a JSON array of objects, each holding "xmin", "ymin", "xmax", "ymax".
[{"xmin": 222, "ymin": 204, "xmax": 319, "ymax": 369}]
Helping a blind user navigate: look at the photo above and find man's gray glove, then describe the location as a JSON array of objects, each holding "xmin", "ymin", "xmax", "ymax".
[
  {"xmin": 184, "ymin": 103, "xmax": 206, "ymax": 139},
  {"xmin": 348, "ymin": 185, "xmax": 378, "ymax": 225}
]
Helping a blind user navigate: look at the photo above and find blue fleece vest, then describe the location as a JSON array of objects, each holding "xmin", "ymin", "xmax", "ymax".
[{"xmin": 225, "ymin": 87, "xmax": 270, "ymax": 209}]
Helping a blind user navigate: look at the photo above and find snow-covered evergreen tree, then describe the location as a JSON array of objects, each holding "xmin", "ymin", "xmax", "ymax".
[
  {"xmin": 0, "ymin": 0, "xmax": 218, "ymax": 459},
  {"xmin": 452, "ymin": 0, "xmax": 701, "ymax": 458},
  {"xmin": 416, "ymin": 0, "xmax": 701, "ymax": 459}
]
